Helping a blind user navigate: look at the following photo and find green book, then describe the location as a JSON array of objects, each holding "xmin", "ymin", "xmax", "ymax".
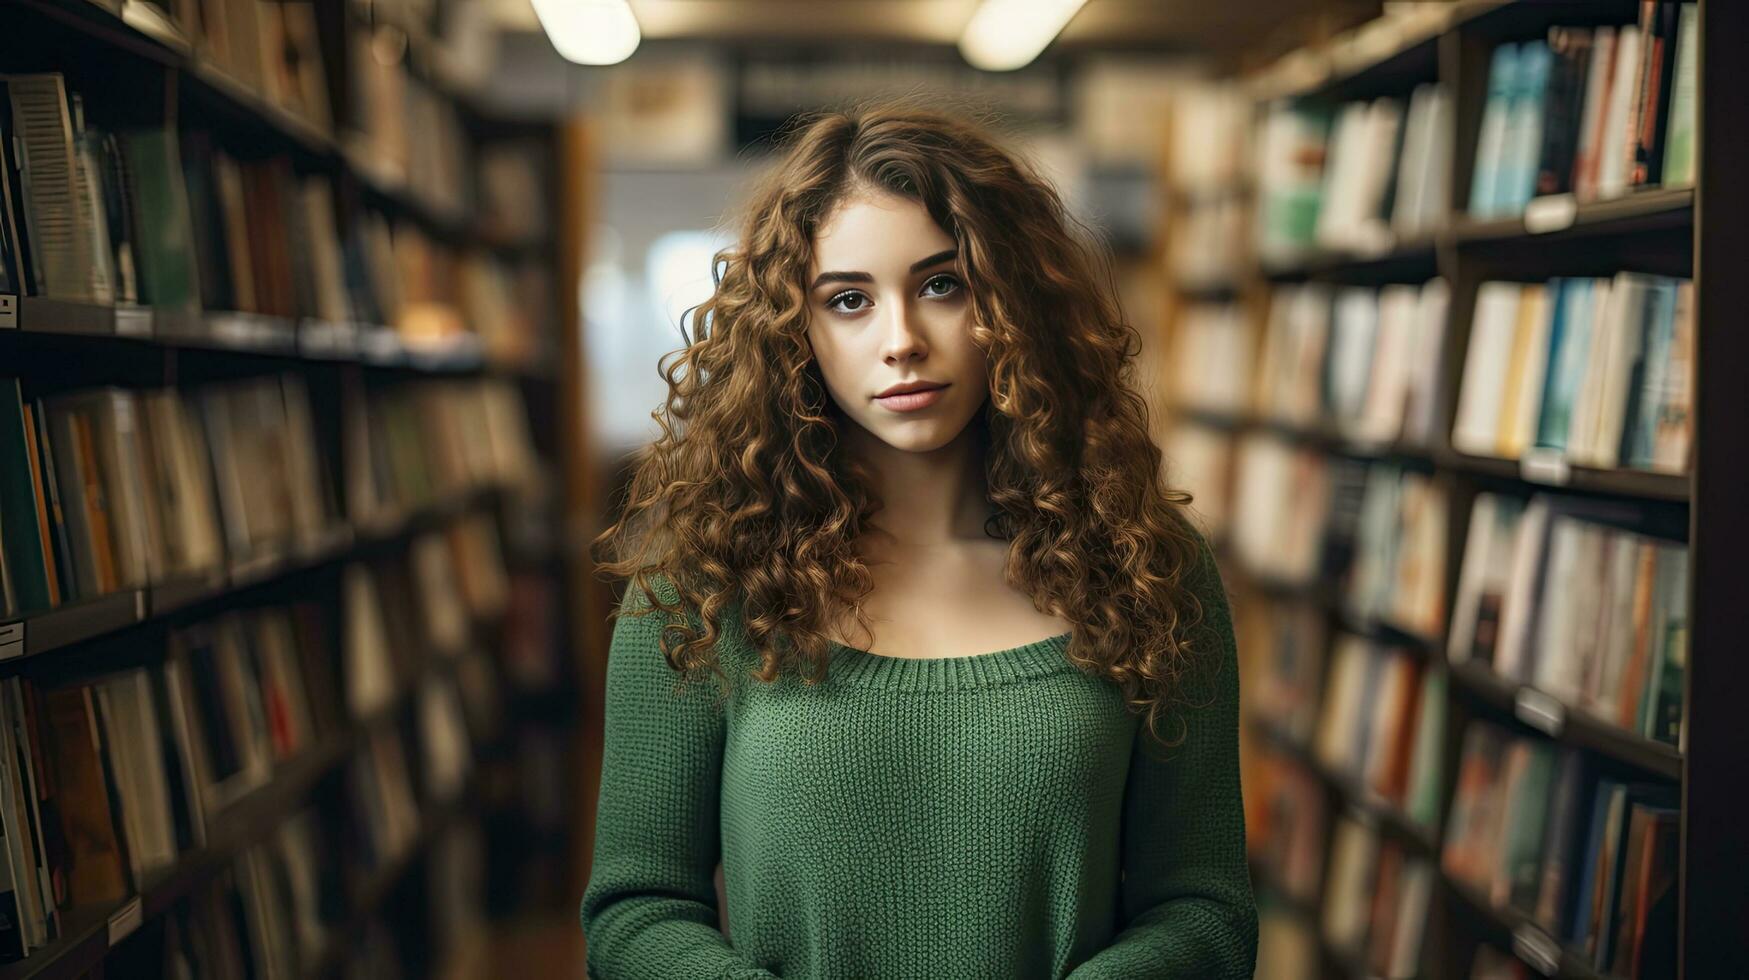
[
  {"xmin": 1660, "ymin": 4, "xmax": 1698, "ymax": 186},
  {"xmin": 0, "ymin": 381, "xmax": 52, "ymax": 614},
  {"xmin": 118, "ymin": 129, "xmax": 201, "ymax": 311}
]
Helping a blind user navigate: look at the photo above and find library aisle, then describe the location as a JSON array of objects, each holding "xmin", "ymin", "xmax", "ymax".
[{"xmin": 0, "ymin": 1, "xmax": 1739, "ymax": 979}]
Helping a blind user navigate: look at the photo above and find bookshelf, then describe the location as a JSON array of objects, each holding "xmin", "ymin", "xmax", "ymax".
[
  {"xmin": 1155, "ymin": 1, "xmax": 1725, "ymax": 977},
  {"xmin": 0, "ymin": 0, "xmax": 580, "ymax": 975}
]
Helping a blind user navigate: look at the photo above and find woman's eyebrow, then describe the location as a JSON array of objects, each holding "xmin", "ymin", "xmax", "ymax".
[{"xmin": 809, "ymin": 248, "xmax": 959, "ymax": 291}]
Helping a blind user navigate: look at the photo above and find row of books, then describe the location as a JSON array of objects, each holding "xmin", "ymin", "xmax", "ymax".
[
  {"xmin": 1344, "ymin": 464, "xmax": 1447, "ymax": 641},
  {"xmin": 1469, "ymin": 5, "xmax": 1697, "ymax": 219},
  {"xmin": 1166, "ymin": 192, "xmax": 1248, "ymax": 291},
  {"xmin": 1322, "ymin": 815, "xmax": 1434, "ymax": 978},
  {"xmin": 1452, "ymin": 274, "xmax": 1693, "ymax": 475},
  {"xmin": 0, "ymin": 72, "xmax": 555, "ymax": 362},
  {"xmin": 0, "ymin": 373, "xmax": 534, "ymax": 621},
  {"xmin": 1313, "ymin": 635, "xmax": 1444, "ymax": 828},
  {"xmin": 1249, "ymin": 750, "xmax": 1326, "ymax": 905},
  {"xmin": 1213, "ymin": 436, "xmax": 1688, "ymax": 749},
  {"xmin": 343, "ymin": 376, "xmax": 540, "ymax": 528},
  {"xmin": 343, "ymin": 531, "xmax": 509, "ymax": 724},
  {"xmin": 1254, "ymin": 279, "xmax": 1450, "ymax": 450},
  {"xmin": 1252, "ymin": 80, "xmax": 1452, "ymax": 264},
  {"xmin": 1444, "ymin": 720, "xmax": 1677, "ymax": 978},
  {"xmin": 0, "ymin": 538, "xmax": 495, "ymax": 963},
  {"xmin": 0, "ymin": 603, "xmax": 335, "ymax": 961},
  {"xmin": 1247, "ymin": 602, "xmax": 1327, "ymax": 747},
  {"xmin": 1313, "ymin": 82, "xmax": 1453, "ymax": 254},
  {"xmin": 149, "ymin": 748, "xmax": 487, "ymax": 979},
  {"xmin": 1448, "ymin": 492, "xmax": 1687, "ymax": 746},
  {"xmin": 157, "ymin": 806, "xmax": 333, "ymax": 979},
  {"xmin": 1165, "ymin": 303, "xmax": 1251, "ymax": 416},
  {"xmin": 0, "ymin": 374, "xmax": 328, "ymax": 617},
  {"xmin": 346, "ymin": 24, "xmax": 473, "ymax": 222},
  {"xmin": 1218, "ymin": 434, "xmax": 1344, "ymax": 585},
  {"xmin": 138, "ymin": 0, "xmax": 332, "ymax": 133}
]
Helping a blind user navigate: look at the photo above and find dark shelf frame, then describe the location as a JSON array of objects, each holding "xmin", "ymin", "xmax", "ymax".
[
  {"xmin": 0, "ymin": 301, "xmax": 557, "ymax": 386},
  {"xmin": 0, "ymin": 485, "xmax": 503, "ymax": 674},
  {"xmin": 1446, "ymin": 661, "xmax": 1683, "ymax": 782},
  {"xmin": 1190, "ymin": 4, "xmax": 1722, "ymax": 978}
]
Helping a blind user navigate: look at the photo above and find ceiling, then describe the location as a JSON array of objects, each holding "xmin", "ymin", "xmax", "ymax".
[{"xmin": 485, "ymin": 0, "xmax": 1391, "ymax": 67}]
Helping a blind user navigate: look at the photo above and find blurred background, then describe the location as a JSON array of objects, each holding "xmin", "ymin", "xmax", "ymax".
[{"xmin": 0, "ymin": 0, "xmax": 1735, "ymax": 978}]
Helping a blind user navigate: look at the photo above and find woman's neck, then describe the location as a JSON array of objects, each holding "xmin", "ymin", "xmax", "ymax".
[{"xmin": 844, "ymin": 421, "xmax": 992, "ymax": 553}]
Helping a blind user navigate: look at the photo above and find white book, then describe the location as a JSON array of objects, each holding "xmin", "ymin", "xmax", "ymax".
[
  {"xmin": 1316, "ymin": 102, "xmax": 1370, "ymax": 249},
  {"xmin": 1586, "ymin": 273, "xmax": 1654, "ymax": 467},
  {"xmin": 1353, "ymin": 284, "xmax": 1420, "ymax": 445},
  {"xmin": 1316, "ymin": 635, "xmax": 1371, "ymax": 772},
  {"xmin": 1348, "ymin": 97, "xmax": 1404, "ymax": 251},
  {"xmin": 2, "ymin": 74, "xmax": 99, "ymax": 301},
  {"xmin": 1452, "ymin": 282, "xmax": 1523, "ymax": 455},
  {"xmin": 344, "ymin": 564, "xmax": 398, "ymax": 719},
  {"xmin": 1573, "ymin": 27, "xmax": 1619, "ymax": 201},
  {"xmin": 1449, "ymin": 493, "xmax": 1503, "ymax": 664},
  {"xmin": 1587, "ymin": 534, "xmax": 1646, "ymax": 718},
  {"xmin": 1494, "ymin": 496, "xmax": 1551, "ymax": 683},
  {"xmin": 1394, "ymin": 84, "xmax": 1452, "ymax": 235},
  {"xmin": 1595, "ymin": 26, "xmax": 1641, "ymax": 199},
  {"xmin": 1532, "ymin": 517, "xmax": 1593, "ymax": 705},
  {"xmin": 1328, "ymin": 287, "xmax": 1380, "ymax": 426}
]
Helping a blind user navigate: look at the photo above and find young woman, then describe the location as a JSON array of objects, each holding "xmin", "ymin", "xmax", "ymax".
[{"xmin": 580, "ymin": 101, "xmax": 1257, "ymax": 979}]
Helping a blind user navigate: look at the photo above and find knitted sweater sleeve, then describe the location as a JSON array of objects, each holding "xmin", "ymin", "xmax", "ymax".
[
  {"xmin": 579, "ymin": 577, "xmax": 778, "ymax": 980},
  {"xmin": 1067, "ymin": 533, "xmax": 1259, "ymax": 979}
]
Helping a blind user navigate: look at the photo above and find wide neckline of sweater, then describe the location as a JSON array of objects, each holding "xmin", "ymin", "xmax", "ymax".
[{"xmin": 820, "ymin": 630, "xmax": 1076, "ymax": 691}]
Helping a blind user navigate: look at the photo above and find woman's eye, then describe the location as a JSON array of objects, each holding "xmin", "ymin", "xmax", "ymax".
[
  {"xmin": 827, "ymin": 291, "xmax": 869, "ymax": 314},
  {"xmin": 922, "ymin": 274, "xmax": 960, "ymax": 298}
]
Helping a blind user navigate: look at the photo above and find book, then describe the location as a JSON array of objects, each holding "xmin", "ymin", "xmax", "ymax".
[
  {"xmin": 1495, "ymin": 39, "xmax": 1552, "ymax": 215},
  {"xmin": 1660, "ymin": 5, "xmax": 1698, "ymax": 186},
  {"xmin": 1628, "ymin": 0, "xmax": 1682, "ymax": 188},
  {"xmin": 1572, "ymin": 26, "xmax": 1619, "ymax": 201},
  {"xmin": 0, "ymin": 382, "xmax": 53, "ymax": 614},
  {"xmin": 1535, "ymin": 27, "xmax": 1595, "ymax": 197},
  {"xmin": 1, "ymin": 75, "xmax": 102, "ymax": 302},
  {"xmin": 1469, "ymin": 43, "xmax": 1520, "ymax": 217}
]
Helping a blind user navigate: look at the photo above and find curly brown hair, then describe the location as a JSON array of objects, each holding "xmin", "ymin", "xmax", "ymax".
[{"xmin": 591, "ymin": 98, "xmax": 1217, "ymax": 748}]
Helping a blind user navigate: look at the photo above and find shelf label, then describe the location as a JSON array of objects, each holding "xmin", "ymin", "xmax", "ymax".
[
  {"xmin": 1511, "ymin": 923, "xmax": 1561, "ymax": 976},
  {"xmin": 115, "ymin": 306, "xmax": 151, "ymax": 337},
  {"xmin": 0, "ymin": 622, "xmax": 21, "ymax": 660},
  {"xmin": 0, "ymin": 294, "xmax": 16, "ymax": 329},
  {"xmin": 1520, "ymin": 450, "xmax": 1572, "ymax": 486},
  {"xmin": 1515, "ymin": 687, "xmax": 1566, "ymax": 736},
  {"xmin": 107, "ymin": 895, "xmax": 143, "ymax": 945},
  {"xmin": 1524, "ymin": 194, "xmax": 1578, "ymax": 234}
]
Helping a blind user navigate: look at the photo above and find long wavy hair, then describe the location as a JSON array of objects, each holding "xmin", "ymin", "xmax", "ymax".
[{"xmin": 592, "ymin": 99, "xmax": 1216, "ymax": 748}]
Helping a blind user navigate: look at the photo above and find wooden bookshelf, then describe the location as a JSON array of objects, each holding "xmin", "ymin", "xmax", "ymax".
[
  {"xmin": 1162, "ymin": 1, "xmax": 1721, "ymax": 977},
  {"xmin": 0, "ymin": 0, "xmax": 579, "ymax": 974}
]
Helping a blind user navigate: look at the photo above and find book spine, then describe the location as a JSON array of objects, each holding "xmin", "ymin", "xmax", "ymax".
[{"xmin": 0, "ymin": 383, "xmax": 51, "ymax": 613}]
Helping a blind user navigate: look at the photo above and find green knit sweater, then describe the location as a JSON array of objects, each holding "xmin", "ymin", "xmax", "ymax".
[{"xmin": 580, "ymin": 534, "xmax": 1257, "ymax": 979}]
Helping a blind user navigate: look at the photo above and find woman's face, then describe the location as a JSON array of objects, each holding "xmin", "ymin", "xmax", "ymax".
[{"xmin": 804, "ymin": 188, "xmax": 989, "ymax": 454}]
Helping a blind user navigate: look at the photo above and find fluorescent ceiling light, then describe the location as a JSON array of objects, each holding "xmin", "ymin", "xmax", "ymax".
[
  {"xmin": 530, "ymin": 0, "xmax": 641, "ymax": 65},
  {"xmin": 958, "ymin": 0, "xmax": 1088, "ymax": 72}
]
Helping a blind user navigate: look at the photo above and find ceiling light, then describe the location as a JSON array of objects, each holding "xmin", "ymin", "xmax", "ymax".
[
  {"xmin": 530, "ymin": 0, "xmax": 641, "ymax": 65},
  {"xmin": 958, "ymin": 0, "xmax": 1088, "ymax": 72}
]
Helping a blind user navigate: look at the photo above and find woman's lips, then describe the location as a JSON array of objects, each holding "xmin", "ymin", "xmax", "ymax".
[{"xmin": 874, "ymin": 385, "xmax": 946, "ymax": 412}]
